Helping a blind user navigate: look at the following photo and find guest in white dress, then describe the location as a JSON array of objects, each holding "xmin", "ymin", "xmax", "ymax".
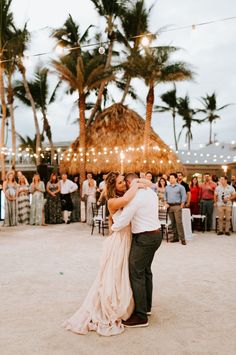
[{"xmin": 86, "ymin": 179, "xmax": 97, "ymax": 226}]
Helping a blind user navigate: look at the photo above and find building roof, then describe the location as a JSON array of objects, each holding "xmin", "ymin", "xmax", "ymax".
[{"xmin": 178, "ymin": 143, "xmax": 236, "ymax": 166}]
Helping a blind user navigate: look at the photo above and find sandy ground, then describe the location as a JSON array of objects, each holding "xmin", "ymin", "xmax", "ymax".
[{"xmin": 0, "ymin": 222, "xmax": 236, "ymax": 355}]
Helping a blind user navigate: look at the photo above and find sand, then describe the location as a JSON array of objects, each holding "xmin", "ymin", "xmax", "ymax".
[{"xmin": 0, "ymin": 222, "xmax": 236, "ymax": 355}]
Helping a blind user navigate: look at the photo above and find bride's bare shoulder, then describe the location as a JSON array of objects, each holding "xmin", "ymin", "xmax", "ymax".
[{"xmin": 107, "ymin": 198, "xmax": 120, "ymax": 215}]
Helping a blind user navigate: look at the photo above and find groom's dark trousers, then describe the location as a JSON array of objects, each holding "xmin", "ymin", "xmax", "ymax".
[{"xmin": 129, "ymin": 230, "xmax": 162, "ymax": 320}]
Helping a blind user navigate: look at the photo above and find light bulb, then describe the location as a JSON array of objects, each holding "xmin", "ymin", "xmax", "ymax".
[{"xmin": 98, "ymin": 46, "xmax": 105, "ymax": 54}]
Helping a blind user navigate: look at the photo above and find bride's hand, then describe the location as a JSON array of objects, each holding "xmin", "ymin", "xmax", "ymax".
[
  {"xmin": 132, "ymin": 178, "xmax": 152, "ymax": 189},
  {"xmin": 137, "ymin": 182, "xmax": 148, "ymax": 189}
]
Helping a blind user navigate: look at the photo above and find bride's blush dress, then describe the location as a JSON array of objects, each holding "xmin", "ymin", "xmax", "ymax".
[{"xmin": 63, "ymin": 210, "xmax": 134, "ymax": 336}]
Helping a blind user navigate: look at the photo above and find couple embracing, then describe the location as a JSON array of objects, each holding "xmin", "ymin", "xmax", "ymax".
[{"xmin": 63, "ymin": 172, "xmax": 162, "ymax": 336}]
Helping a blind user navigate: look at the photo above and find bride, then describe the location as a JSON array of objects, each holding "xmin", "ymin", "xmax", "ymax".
[{"xmin": 63, "ymin": 171, "xmax": 148, "ymax": 336}]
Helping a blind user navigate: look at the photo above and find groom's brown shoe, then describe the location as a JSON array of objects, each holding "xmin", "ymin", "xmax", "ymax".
[{"xmin": 122, "ymin": 314, "xmax": 149, "ymax": 328}]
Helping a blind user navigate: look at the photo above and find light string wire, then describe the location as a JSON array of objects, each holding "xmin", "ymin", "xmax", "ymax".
[{"xmin": 0, "ymin": 15, "xmax": 236, "ymax": 64}]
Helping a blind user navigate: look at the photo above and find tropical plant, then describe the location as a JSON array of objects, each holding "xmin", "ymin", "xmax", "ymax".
[
  {"xmin": 17, "ymin": 133, "xmax": 44, "ymax": 164},
  {"xmin": 52, "ymin": 15, "xmax": 115, "ymax": 183},
  {"xmin": 14, "ymin": 66, "xmax": 60, "ymax": 163},
  {"xmin": 88, "ymin": 0, "xmax": 127, "ymax": 123},
  {"xmin": 177, "ymin": 95, "xmax": 202, "ymax": 150},
  {"xmin": 52, "ymin": 48, "xmax": 114, "ymax": 183},
  {"xmin": 155, "ymin": 85, "xmax": 179, "ymax": 151},
  {"xmin": 0, "ymin": 0, "xmax": 15, "ymax": 178},
  {"xmin": 197, "ymin": 92, "xmax": 230, "ymax": 145},
  {"xmin": 122, "ymin": 46, "xmax": 193, "ymax": 160},
  {"xmin": 118, "ymin": 0, "xmax": 154, "ymax": 104},
  {"xmin": 12, "ymin": 24, "xmax": 41, "ymax": 165}
]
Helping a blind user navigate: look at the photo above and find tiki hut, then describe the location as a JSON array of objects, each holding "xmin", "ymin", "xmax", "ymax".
[{"xmin": 60, "ymin": 103, "xmax": 184, "ymax": 176}]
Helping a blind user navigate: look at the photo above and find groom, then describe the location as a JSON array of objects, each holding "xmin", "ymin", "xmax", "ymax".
[{"xmin": 111, "ymin": 173, "xmax": 162, "ymax": 327}]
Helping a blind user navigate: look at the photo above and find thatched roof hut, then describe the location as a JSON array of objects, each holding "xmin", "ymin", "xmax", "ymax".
[{"xmin": 60, "ymin": 103, "xmax": 184, "ymax": 175}]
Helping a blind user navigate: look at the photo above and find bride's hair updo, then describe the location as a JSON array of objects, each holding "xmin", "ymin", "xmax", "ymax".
[{"xmin": 106, "ymin": 171, "xmax": 120, "ymax": 200}]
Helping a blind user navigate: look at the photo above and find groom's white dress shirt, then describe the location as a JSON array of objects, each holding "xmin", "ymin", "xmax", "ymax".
[{"xmin": 111, "ymin": 188, "xmax": 161, "ymax": 233}]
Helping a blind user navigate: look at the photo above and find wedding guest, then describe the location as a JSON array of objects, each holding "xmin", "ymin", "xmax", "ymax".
[
  {"xmin": 86, "ymin": 178, "xmax": 97, "ymax": 226},
  {"xmin": 18, "ymin": 175, "xmax": 30, "ymax": 224},
  {"xmin": 157, "ymin": 177, "xmax": 167, "ymax": 220},
  {"xmin": 45, "ymin": 173, "xmax": 62, "ymax": 224},
  {"xmin": 3, "ymin": 171, "xmax": 18, "ymax": 226},
  {"xmin": 17, "ymin": 170, "xmax": 29, "ymax": 185},
  {"xmin": 71, "ymin": 176, "xmax": 81, "ymax": 222},
  {"xmin": 162, "ymin": 174, "xmax": 170, "ymax": 185},
  {"xmin": 189, "ymin": 176, "xmax": 200, "ymax": 215},
  {"xmin": 199, "ymin": 173, "xmax": 217, "ymax": 231},
  {"xmin": 157, "ymin": 177, "xmax": 167, "ymax": 205},
  {"xmin": 59, "ymin": 173, "xmax": 77, "ymax": 224},
  {"xmin": 30, "ymin": 173, "xmax": 46, "ymax": 226},
  {"xmin": 98, "ymin": 174, "xmax": 107, "ymax": 192},
  {"xmin": 231, "ymin": 175, "xmax": 236, "ymax": 191},
  {"xmin": 214, "ymin": 176, "xmax": 235, "ymax": 236},
  {"xmin": 145, "ymin": 171, "xmax": 157, "ymax": 192},
  {"xmin": 164, "ymin": 173, "xmax": 187, "ymax": 245},
  {"xmin": 81, "ymin": 173, "xmax": 97, "ymax": 222},
  {"xmin": 177, "ymin": 171, "xmax": 191, "ymax": 207}
]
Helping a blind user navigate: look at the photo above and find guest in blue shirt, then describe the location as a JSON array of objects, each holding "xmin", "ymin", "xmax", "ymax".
[{"xmin": 164, "ymin": 173, "xmax": 187, "ymax": 245}]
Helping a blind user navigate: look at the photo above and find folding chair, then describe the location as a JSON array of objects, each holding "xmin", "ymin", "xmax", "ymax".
[
  {"xmin": 159, "ymin": 208, "xmax": 170, "ymax": 242},
  {"xmin": 91, "ymin": 203, "xmax": 103, "ymax": 235}
]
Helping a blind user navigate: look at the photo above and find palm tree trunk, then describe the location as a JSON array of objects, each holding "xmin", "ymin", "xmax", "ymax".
[
  {"xmin": 41, "ymin": 109, "xmax": 55, "ymax": 165},
  {"xmin": 7, "ymin": 72, "xmax": 16, "ymax": 167},
  {"xmin": 209, "ymin": 121, "xmax": 212, "ymax": 145},
  {"xmin": 0, "ymin": 63, "xmax": 6, "ymax": 179},
  {"xmin": 78, "ymin": 91, "xmax": 86, "ymax": 187},
  {"xmin": 144, "ymin": 80, "xmax": 154, "ymax": 163},
  {"xmin": 120, "ymin": 75, "xmax": 131, "ymax": 104},
  {"xmin": 17, "ymin": 59, "xmax": 41, "ymax": 165},
  {"xmin": 172, "ymin": 111, "xmax": 178, "ymax": 151}
]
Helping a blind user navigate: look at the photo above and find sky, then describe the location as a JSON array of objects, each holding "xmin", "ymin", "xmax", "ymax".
[{"xmin": 8, "ymin": 0, "xmax": 236, "ymax": 151}]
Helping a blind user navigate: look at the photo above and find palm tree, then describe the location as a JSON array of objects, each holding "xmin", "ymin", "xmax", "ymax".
[
  {"xmin": 52, "ymin": 50, "xmax": 114, "ymax": 184},
  {"xmin": 88, "ymin": 0, "xmax": 126, "ymax": 123},
  {"xmin": 122, "ymin": 46, "xmax": 193, "ymax": 161},
  {"xmin": 0, "ymin": 0, "xmax": 15, "ymax": 178},
  {"xmin": 177, "ymin": 95, "xmax": 202, "ymax": 150},
  {"xmin": 155, "ymin": 85, "xmax": 179, "ymax": 151},
  {"xmin": 17, "ymin": 133, "xmax": 44, "ymax": 164},
  {"xmin": 119, "ymin": 0, "xmax": 154, "ymax": 104},
  {"xmin": 14, "ymin": 66, "xmax": 60, "ymax": 164},
  {"xmin": 52, "ymin": 15, "xmax": 111, "ymax": 183},
  {"xmin": 197, "ymin": 93, "xmax": 230, "ymax": 145},
  {"xmin": 12, "ymin": 24, "xmax": 41, "ymax": 165}
]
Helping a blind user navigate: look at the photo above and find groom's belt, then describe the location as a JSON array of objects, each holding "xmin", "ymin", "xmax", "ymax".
[
  {"xmin": 168, "ymin": 203, "xmax": 181, "ymax": 206},
  {"xmin": 133, "ymin": 229, "xmax": 160, "ymax": 236}
]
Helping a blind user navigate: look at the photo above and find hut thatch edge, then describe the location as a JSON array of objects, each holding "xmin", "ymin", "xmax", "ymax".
[{"xmin": 60, "ymin": 103, "xmax": 185, "ymax": 176}]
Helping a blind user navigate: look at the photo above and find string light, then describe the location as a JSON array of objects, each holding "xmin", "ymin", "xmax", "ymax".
[{"xmin": 1, "ymin": 16, "xmax": 235, "ymax": 64}]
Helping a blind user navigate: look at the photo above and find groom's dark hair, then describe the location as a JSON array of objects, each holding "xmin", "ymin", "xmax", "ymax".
[{"xmin": 124, "ymin": 172, "xmax": 139, "ymax": 181}]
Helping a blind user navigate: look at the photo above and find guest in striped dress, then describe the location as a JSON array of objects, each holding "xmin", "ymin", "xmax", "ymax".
[
  {"xmin": 157, "ymin": 177, "xmax": 167, "ymax": 220},
  {"xmin": 18, "ymin": 175, "xmax": 30, "ymax": 224}
]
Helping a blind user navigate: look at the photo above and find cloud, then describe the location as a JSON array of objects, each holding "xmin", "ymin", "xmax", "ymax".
[{"xmin": 9, "ymin": 0, "xmax": 236, "ymax": 149}]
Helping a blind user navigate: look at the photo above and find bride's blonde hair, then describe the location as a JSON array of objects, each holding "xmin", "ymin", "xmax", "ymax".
[{"xmin": 106, "ymin": 171, "xmax": 120, "ymax": 200}]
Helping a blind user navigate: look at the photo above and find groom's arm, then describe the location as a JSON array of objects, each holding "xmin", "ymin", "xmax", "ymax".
[{"xmin": 111, "ymin": 196, "xmax": 140, "ymax": 232}]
